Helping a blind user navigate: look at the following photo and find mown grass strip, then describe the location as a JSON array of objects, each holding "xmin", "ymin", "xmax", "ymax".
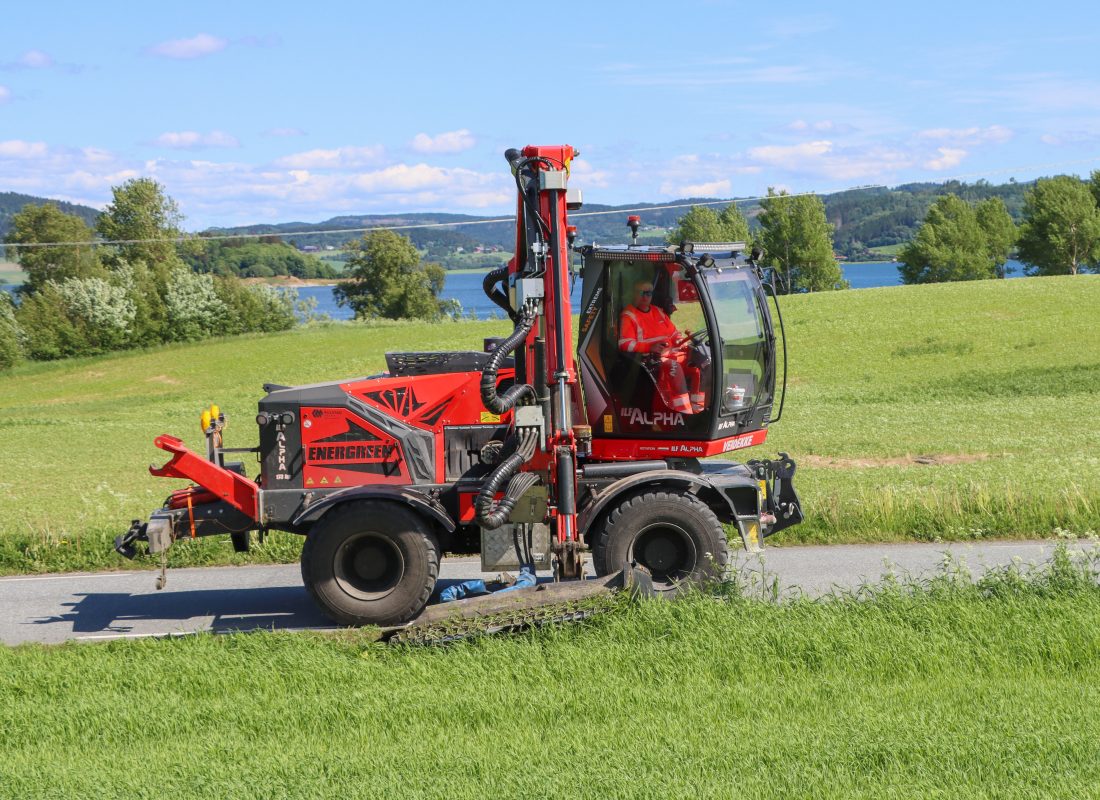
[{"xmin": 2, "ymin": 549, "xmax": 1099, "ymax": 798}]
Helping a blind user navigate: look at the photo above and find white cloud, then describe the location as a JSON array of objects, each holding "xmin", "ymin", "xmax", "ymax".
[
  {"xmin": 787, "ymin": 119, "xmax": 851, "ymax": 134},
  {"xmin": 1, "ymin": 49, "xmax": 86, "ymax": 74},
  {"xmin": 924, "ymin": 147, "xmax": 968, "ymax": 170},
  {"xmin": 569, "ymin": 157, "xmax": 609, "ymax": 189},
  {"xmin": 749, "ymin": 140, "xmax": 834, "ymax": 167},
  {"xmin": 18, "ymin": 49, "xmax": 54, "ymax": 68},
  {"xmin": 0, "ymin": 85, "xmax": 9, "ymax": 104},
  {"xmin": 671, "ymin": 179, "xmax": 732, "ymax": 197},
  {"xmin": 410, "ymin": 129, "xmax": 476, "ymax": 154},
  {"xmin": 263, "ymin": 127, "xmax": 306, "ymax": 138},
  {"xmin": 648, "ymin": 153, "xmax": 760, "ymax": 198},
  {"xmin": 153, "ymin": 130, "xmax": 240, "ymax": 149},
  {"xmin": 1040, "ymin": 130, "xmax": 1100, "ymax": 147},
  {"xmin": 148, "ymin": 33, "xmax": 228, "ymax": 60},
  {"xmin": 747, "ymin": 139, "xmax": 916, "ymax": 182},
  {"xmin": 350, "ymin": 163, "xmax": 498, "ymax": 194},
  {"xmin": 916, "ymin": 125, "xmax": 1012, "ymax": 145},
  {"xmin": 0, "ymin": 140, "xmax": 49, "ymax": 158},
  {"xmin": 274, "ymin": 145, "xmax": 386, "ymax": 169}
]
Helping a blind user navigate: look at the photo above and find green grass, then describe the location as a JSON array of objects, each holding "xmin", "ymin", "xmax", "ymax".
[
  {"xmin": 0, "ymin": 259, "xmax": 26, "ymax": 285},
  {"xmin": 3, "ymin": 552, "xmax": 1100, "ymax": 798},
  {"xmin": 440, "ymin": 251, "xmax": 512, "ymax": 270},
  {"xmin": 764, "ymin": 275, "xmax": 1100, "ymax": 544},
  {"xmin": 867, "ymin": 243, "xmax": 904, "ymax": 257},
  {"xmin": 0, "ymin": 276, "xmax": 1097, "ymax": 573}
]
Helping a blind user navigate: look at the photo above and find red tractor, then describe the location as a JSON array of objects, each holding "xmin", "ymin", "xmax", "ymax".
[{"xmin": 117, "ymin": 145, "xmax": 802, "ymax": 627}]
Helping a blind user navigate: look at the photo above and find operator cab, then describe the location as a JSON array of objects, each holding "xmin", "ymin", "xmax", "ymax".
[{"xmin": 576, "ymin": 242, "xmax": 776, "ymax": 443}]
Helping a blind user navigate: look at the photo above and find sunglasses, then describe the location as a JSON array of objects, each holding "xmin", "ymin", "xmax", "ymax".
[{"xmin": 639, "ymin": 289, "xmax": 653, "ymax": 297}]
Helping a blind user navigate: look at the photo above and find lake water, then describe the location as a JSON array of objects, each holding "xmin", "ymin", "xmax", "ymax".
[
  {"xmin": 294, "ymin": 259, "xmax": 1029, "ymax": 321},
  {"xmin": 1, "ymin": 259, "xmax": 1029, "ymax": 321}
]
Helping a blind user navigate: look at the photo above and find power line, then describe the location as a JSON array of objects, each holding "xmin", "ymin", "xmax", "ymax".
[{"xmin": 3, "ymin": 155, "xmax": 1097, "ymax": 251}]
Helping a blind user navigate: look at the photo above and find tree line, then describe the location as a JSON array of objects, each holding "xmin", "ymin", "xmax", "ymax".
[
  {"xmin": 899, "ymin": 172, "xmax": 1100, "ymax": 282},
  {"xmin": 667, "ymin": 191, "xmax": 846, "ymax": 293},
  {"xmin": 1, "ymin": 178, "xmax": 298, "ymax": 371},
  {"xmin": 665, "ymin": 170, "xmax": 1100, "ymax": 292}
]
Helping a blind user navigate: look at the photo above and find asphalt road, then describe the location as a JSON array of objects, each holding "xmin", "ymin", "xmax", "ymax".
[{"xmin": 0, "ymin": 540, "xmax": 1079, "ymax": 645}]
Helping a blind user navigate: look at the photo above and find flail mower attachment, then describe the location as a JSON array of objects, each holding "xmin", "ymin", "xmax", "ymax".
[{"xmin": 382, "ymin": 565, "xmax": 655, "ymax": 646}]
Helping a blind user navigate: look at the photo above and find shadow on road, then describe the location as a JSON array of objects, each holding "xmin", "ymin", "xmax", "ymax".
[
  {"xmin": 28, "ymin": 578, "xmax": 491, "ymax": 636},
  {"xmin": 30, "ymin": 586, "xmax": 330, "ymax": 635}
]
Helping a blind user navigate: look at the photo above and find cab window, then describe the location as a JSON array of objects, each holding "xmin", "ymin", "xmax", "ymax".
[{"xmin": 704, "ymin": 270, "xmax": 767, "ymax": 413}]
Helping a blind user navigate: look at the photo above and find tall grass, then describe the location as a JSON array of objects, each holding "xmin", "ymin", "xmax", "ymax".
[
  {"xmin": 0, "ymin": 276, "xmax": 1097, "ymax": 573},
  {"xmin": 2, "ymin": 547, "xmax": 1099, "ymax": 798}
]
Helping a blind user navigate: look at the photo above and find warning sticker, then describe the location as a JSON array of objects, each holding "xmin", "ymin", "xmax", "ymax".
[
  {"xmin": 603, "ymin": 414, "xmax": 613, "ymax": 433},
  {"xmin": 480, "ymin": 411, "xmax": 502, "ymax": 423}
]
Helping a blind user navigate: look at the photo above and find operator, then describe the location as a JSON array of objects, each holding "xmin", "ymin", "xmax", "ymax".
[{"xmin": 618, "ymin": 281, "xmax": 704, "ymax": 414}]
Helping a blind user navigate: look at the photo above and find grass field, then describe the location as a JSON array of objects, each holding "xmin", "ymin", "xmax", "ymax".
[
  {"xmin": 867, "ymin": 243, "xmax": 904, "ymax": 257},
  {"xmin": 0, "ymin": 275, "xmax": 1097, "ymax": 574},
  {"xmin": 0, "ymin": 259, "xmax": 26, "ymax": 285},
  {"xmin": 2, "ymin": 552, "xmax": 1099, "ymax": 798}
]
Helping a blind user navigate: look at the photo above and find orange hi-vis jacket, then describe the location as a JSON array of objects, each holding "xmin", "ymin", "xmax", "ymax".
[{"xmin": 618, "ymin": 305, "xmax": 677, "ymax": 354}]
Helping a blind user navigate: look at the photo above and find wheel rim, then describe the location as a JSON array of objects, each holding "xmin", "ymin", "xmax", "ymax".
[
  {"xmin": 630, "ymin": 522, "xmax": 697, "ymax": 583},
  {"xmin": 333, "ymin": 532, "xmax": 404, "ymax": 601}
]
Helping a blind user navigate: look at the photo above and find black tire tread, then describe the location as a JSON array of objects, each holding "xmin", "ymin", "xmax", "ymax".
[
  {"xmin": 591, "ymin": 489, "xmax": 729, "ymax": 591},
  {"xmin": 300, "ymin": 500, "xmax": 439, "ymax": 626}
]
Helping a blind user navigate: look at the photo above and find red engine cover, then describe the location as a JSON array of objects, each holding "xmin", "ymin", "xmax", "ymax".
[{"xmin": 297, "ymin": 369, "xmax": 515, "ymax": 488}]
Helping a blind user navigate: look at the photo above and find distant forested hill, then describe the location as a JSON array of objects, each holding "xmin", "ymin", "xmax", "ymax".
[
  {"xmin": 2, "ymin": 178, "xmax": 1038, "ymax": 265},
  {"xmin": 0, "ymin": 192, "xmax": 100, "ymax": 239},
  {"xmin": 207, "ymin": 178, "xmax": 1036, "ymax": 263},
  {"xmin": 821, "ymin": 180, "xmax": 1031, "ymax": 260}
]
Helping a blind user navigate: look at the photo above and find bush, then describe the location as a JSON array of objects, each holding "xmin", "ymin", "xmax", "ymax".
[
  {"xmin": 16, "ymin": 278, "xmax": 136, "ymax": 360},
  {"xmin": 108, "ymin": 260, "xmax": 170, "ymax": 345},
  {"xmin": 243, "ymin": 264, "xmax": 275, "ymax": 279},
  {"xmin": 0, "ymin": 292, "xmax": 23, "ymax": 370},
  {"xmin": 213, "ymin": 278, "xmax": 297, "ymax": 334},
  {"xmin": 164, "ymin": 268, "xmax": 228, "ymax": 342}
]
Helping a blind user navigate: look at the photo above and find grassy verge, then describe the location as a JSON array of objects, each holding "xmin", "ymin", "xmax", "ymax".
[
  {"xmin": 2, "ymin": 550, "xmax": 1099, "ymax": 798},
  {"xmin": 0, "ymin": 260, "xmax": 26, "ymax": 285},
  {"xmin": 0, "ymin": 276, "xmax": 1097, "ymax": 574}
]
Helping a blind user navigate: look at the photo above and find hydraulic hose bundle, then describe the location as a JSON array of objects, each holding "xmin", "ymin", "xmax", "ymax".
[
  {"xmin": 482, "ymin": 266, "xmax": 516, "ymax": 321},
  {"xmin": 475, "ymin": 428, "xmax": 540, "ymax": 529},
  {"xmin": 480, "ymin": 305, "xmax": 536, "ymax": 416},
  {"xmin": 476, "ymin": 301, "xmax": 540, "ymax": 530}
]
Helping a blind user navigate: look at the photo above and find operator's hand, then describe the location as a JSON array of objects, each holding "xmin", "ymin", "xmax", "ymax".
[{"xmin": 650, "ymin": 339, "xmax": 670, "ymax": 356}]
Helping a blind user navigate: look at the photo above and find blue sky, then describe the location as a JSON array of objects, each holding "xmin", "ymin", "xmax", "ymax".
[{"xmin": 1, "ymin": 1, "xmax": 1098, "ymax": 229}]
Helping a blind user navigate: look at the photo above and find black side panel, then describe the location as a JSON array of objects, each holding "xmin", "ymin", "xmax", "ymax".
[
  {"xmin": 259, "ymin": 383, "xmax": 352, "ymax": 490},
  {"xmin": 385, "ymin": 351, "xmax": 513, "ymax": 377},
  {"xmin": 258, "ymin": 403, "xmax": 304, "ymax": 490},
  {"xmin": 346, "ymin": 397, "xmax": 435, "ymax": 483},
  {"xmin": 443, "ymin": 424, "xmax": 510, "ymax": 482}
]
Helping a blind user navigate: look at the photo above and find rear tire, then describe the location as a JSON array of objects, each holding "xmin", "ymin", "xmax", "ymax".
[
  {"xmin": 591, "ymin": 489, "xmax": 728, "ymax": 595},
  {"xmin": 301, "ymin": 501, "xmax": 439, "ymax": 626}
]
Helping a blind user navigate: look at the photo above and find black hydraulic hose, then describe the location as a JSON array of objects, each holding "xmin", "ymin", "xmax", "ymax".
[
  {"xmin": 480, "ymin": 306, "xmax": 536, "ymax": 415},
  {"xmin": 476, "ymin": 429, "xmax": 539, "ymax": 529},
  {"xmin": 482, "ymin": 266, "xmax": 516, "ymax": 321}
]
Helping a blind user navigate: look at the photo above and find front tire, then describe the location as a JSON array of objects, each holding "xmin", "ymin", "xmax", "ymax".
[
  {"xmin": 591, "ymin": 489, "xmax": 728, "ymax": 594},
  {"xmin": 301, "ymin": 501, "xmax": 439, "ymax": 626}
]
